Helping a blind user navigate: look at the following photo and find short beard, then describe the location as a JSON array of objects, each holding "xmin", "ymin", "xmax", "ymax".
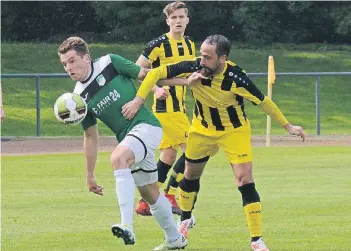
[{"xmin": 199, "ymin": 66, "xmax": 217, "ymax": 77}]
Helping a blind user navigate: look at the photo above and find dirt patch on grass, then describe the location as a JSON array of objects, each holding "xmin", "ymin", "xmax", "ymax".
[{"xmin": 2, "ymin": 135, "xmax": 350, "ymax": 156}]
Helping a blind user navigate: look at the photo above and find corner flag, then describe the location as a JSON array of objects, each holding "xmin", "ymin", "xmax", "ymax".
[{"xmin": 266, "ymin": 56, "xmax": 276, "ymax": 147}]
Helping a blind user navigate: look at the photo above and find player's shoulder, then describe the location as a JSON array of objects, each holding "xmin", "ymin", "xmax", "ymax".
[
  {"xmin": 184, "ymin": 35, "xmax": 195, "ymax": 43},
  {"xmin": 225, "ymin": 60, "xmax": 247, "ymax": 77},
  {"xmin": 145, "ymin": 34, "xmax": 168, "ymax": 50}
]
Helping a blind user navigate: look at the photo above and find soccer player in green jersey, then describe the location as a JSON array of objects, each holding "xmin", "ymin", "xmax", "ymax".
[{"xmin": 58, "ymin": 36, "xmax": 187, "ymax": 250}]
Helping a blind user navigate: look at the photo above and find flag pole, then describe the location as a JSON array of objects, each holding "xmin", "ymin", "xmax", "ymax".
[{"xmin": 266, "ymin": 56, "xmax": 275, "ymax": 147}]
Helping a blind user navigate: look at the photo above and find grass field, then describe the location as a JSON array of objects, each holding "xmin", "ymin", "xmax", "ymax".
[
  {"xmin": 2, "ymin": 146, "xmax": 351, "ymax": 251},
  {"xmin": 1, "ymin": 43, "xmax": 351, "ymax": 136}
]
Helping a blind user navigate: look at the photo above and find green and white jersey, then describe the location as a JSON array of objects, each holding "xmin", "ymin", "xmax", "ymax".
[{"xmin": 73, "ymin": 54, "xmax": 160, "ymax": 142}]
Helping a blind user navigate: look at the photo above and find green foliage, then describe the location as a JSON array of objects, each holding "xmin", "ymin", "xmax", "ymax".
[
  {"xmin": 1, "ymin": 2, "xmax": 350, "ymax": 43},
  {"xmin": 2, "ymin": 147, "xmax": 351, "ymax": 250}
]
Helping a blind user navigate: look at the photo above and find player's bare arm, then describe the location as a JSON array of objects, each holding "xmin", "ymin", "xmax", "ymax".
[
  {"xmin": 84, "ymin": 125, "xmax": 104, "ymax": 196},
  {"xmin": 137, "ymin": 67, "xmax": 150, "ymax": 82}
]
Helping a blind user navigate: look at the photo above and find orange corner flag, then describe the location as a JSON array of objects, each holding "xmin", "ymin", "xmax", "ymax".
[{"xmin": 268, "ymin": 56, "xmax": 276, "ymax": 85}]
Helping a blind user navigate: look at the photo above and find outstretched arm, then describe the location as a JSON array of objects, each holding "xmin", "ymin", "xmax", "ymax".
[
  {"xmin": 231, "ymin": 70, "xmax": 305, "ymax": 141},
  {"xmin": 84, "ymin": 125, "xmax": 104, "ymax": 195},
  {"xmin": 122, "ymin": 59, "xmax": 201, "ymax": 120},
  {"xmin": 259, "ymin": 98, "xmax": 305, "ymax": 141}
]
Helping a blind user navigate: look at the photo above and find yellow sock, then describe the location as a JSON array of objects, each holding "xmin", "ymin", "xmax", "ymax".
[
  {"xmin": 167, "ymin": 186, "xmax": 177, "ymax": 196},
  {"xmin": 176, "ymin": 173, "xmax": 184, "ymax": 183},
  {"xmin": 158, "ymin": 182, "xmax": 164, "ymax": 189},
  {"xmin": 179, "ymin": 188, "xmax": 197, "ymax": 211},
  {"xmin": 244, "ymin": 202, "xmax": 262, "ymax": 237}
]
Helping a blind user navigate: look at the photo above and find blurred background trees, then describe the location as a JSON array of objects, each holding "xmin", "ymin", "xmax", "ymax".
[{"xmin": 1, "ymin": 1, "xmax": 350, "ymax": 44}]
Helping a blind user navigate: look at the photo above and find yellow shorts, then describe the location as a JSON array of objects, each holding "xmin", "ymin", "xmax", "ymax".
[
  {"xmin": 154, "ymin": 112, "xmax": 191, "ymax": 150},
  {"xmin": 186, "ymin": 119, "xmax": 252, "ymax": 164}
]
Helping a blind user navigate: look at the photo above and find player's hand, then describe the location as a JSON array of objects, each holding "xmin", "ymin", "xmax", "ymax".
[
  {"xmin": 187, "ymin": 72, "xmax": 208, "ymax": 86},
  {"xmin": 155, "ymin": 87, "xmax": 169, "ymax": 100},
  {"xmin": 284, "ymin": 124, "xmax": 306, "ymax": 142},
  {"xmin": 86, "ymin": 176, "xmax": 104, "ymax": 196},
  {"xmin": 122, "ymin": 96, "xmax": 144, "ymax": 120}
]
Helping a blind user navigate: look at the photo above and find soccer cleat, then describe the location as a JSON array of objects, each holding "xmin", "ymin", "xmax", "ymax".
[
  {"xmin": 251, "ymin": 237, "xmax": 269, "ymax": 251},
  {"xmin": 153, "ymin": 235, "xmax": 188, "ymax": 250},
  {"xmin": 135, "ymin": 199, "xmax": 152, "ymax": 216},
  {"xmin": 111, "ymin": 224, "xmax": 136, "ymax": 245},
  {"xmin": 164, "ymin": 191, "xmax": 182, "ymax": 215},
  {"xmin": 177, "ymin": 215, "xmax": 196, "ymax": 238}
]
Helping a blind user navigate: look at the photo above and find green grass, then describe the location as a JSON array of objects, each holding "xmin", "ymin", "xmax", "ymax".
[
  {"xmin": 1, "ymin": 43, "xmax": 351, "ymax": 136},
  {"xmin": 2, "ymin": 146, "xmax": 351, "ymax": 251}
]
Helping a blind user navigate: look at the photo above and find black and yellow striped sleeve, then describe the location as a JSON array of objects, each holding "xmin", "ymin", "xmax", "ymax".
[
  {"xmin": 230, "ymin": 68, "xmax": 265, "ymax": 105},
  {"xmin": 136, "ymin": 57, "xmax": 201, "ymax": 99},
  {"xmin": 141, "ymin": 37, "xmax": 163, "ymax": 64},
  {"xmin": 166, "ymin": 57, "xmax": 201, "ymax": 78}
]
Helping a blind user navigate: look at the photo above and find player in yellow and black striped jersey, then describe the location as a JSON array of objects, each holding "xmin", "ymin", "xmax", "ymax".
[
  {"xmin": 126, "ymin": 35, "xmax": 306, "ymax": 251},
  {"xmin": 134, "ymin": 1, "xmax": 196, "ymax": 217}
]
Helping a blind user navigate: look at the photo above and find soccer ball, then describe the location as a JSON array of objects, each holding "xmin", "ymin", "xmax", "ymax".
[{"xmin": 54, "ymin": 93, "xmax": 87, "ymax": 125}]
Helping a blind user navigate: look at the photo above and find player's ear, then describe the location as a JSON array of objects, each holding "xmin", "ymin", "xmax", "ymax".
[
  {"xmin": 166, "ymin": 17, "xmax": 170, "ymax": 26},
  {"xmin": 219, "ymin": 55, "xmax": 227, "ymax": 64},
  {"xmin": 185, "ymin": 17, "xmax": 189, "ymax": 25},
  {"xmin": 84, "ymin": 54, "xmax": 91, "ymax": 62}
]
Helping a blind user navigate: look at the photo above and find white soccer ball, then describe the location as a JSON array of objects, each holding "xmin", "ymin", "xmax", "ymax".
[{"xmin": 54, "ymin": 93, "xmax": 87, "ymax": 125}]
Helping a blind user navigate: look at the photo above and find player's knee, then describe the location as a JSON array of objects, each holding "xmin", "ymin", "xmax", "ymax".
[
  {"xmin": 160, "ymin": 149, "xmax": 177, "ymax": 165},
  {"xmin": 236, "ymin": 174, "xmax": 253, "ymax": 186},
  {"xmin": 234, "ymin": 163, "xmax": 253, "ymax": 186},
  {"xmin": 184, "ymin": 165, "xmax": 202, "ymax": 180},
  {"xmin": 179, "ymin": 178, "xmax": 200, "ymax": 193},
  {"xmin": 110, "ymin": 150, "xmax": 133, "ymax": 170}
]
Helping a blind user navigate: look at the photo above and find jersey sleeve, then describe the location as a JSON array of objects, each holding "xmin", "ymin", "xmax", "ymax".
[
  {"xmin": 166, "ymin": 57, "xmax": 201, "ymax": 78},
  {"xmin": 141, "ymin": 40, "xmax": 161, "ymax": 63},
  {"xmin": 230, "ymin": 69, "xmax": 265, "ymax": 105},
  {"xmin": 109, "ymin": 54, "xmax": 141, "ymax": 79},
  {"xmin": 81, "ymin": 113, "xmax": 97, "ymax": 131},
  {"xmin": 136, "ymin": 58, "xmax": 201, "ymax": 99}
]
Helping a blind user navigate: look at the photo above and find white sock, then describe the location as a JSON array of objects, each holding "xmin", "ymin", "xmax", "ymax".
[
  {"xmin": 150, "ymin": 193, "xmax": 180, "ymax": 242},
  {"xmin": 114, "ymin": 169, "xmax": 135, "ymax": 229}
]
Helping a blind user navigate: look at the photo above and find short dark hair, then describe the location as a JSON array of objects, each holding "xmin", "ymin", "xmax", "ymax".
[{"xmin": 204, "ymin": 35, "xmax": 231, "ymax": 57}]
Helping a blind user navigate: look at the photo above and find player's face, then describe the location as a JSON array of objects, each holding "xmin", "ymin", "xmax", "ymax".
[
  {"xmin": 166, "ymin": 8, "xmax": 189, "ymax": 34},
  {"xmin": 199, "ymin": 42, "xmax": 227, "ymax": 76},
  {"xmin": 60, "ymin": 49, "xmax": 91, "ymax": 82},
  {"xmin": 199, "ymin": 42, "xmax": 221, "ymax": 76}
]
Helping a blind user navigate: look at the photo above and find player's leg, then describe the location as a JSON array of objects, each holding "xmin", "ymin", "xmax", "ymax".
[
  {"xmin": 164, "ymin": 143, "xmax": 186, "ymax": 196},
  {"xmin": 232, "ymin": 162, "xmax": 268, "ymax": 251},
  {"xmin": 158, "ymin": 147, "xmax": 178, "ymax": 188},
  {"xmin": 109, "ymin": 144, "xmax": 137, "ymax": 245},
  {"xmin": 130, "ymin": 123, "xmax": 187, "ymax": 249},
  {"xmin": 220, "ymin": 121, "xmax": 269, "ymax": 251},
  {"xmin": 135, "ymin": 146, "xmax": 177, "ymax": 216},
  {"xmin": 163, "ymin": 113, "xmax": 191, "ymax": 214},
  {"xmin": 177, "ymin": 159, "xmax": 206, "ymax": 237},
  {"xmin": 178, "ymin": 123, "xmax": 219, "ymax": 238},
  {"xmin": 135, "ymin": 113, "xmax": 178, "ymax": 216}
]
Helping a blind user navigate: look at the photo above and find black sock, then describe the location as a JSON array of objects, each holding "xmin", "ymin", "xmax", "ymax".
[
  {"xmin": 157, "ymin": 160, "xmax": 172, "ymax": 183},
  {"xmin": 173, "ymin": 153, "xmax": 186, "ymax": 174}
]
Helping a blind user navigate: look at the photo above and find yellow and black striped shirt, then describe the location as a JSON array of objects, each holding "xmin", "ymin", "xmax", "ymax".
[
  {"xmin": 164, "ymin": 58, "xmax": 265, "ymax": 131},
  {"xmin": 142, "ymin": 33, "xmax": 196, "ymax": 113}
]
